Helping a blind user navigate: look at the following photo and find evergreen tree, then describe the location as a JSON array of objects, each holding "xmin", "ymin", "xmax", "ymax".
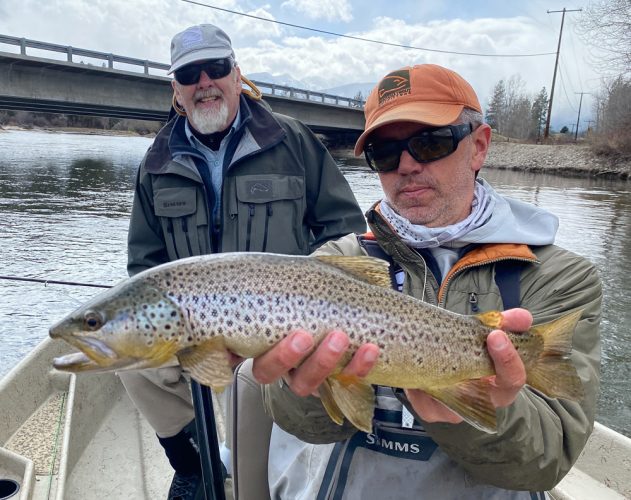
[
  {"xmin": 486, "ymin": 80, "xmax": 506, "ymax": 131},
  {"xmin": 530, "ymin": 87, "xmax": 548, "ymax": 141}
]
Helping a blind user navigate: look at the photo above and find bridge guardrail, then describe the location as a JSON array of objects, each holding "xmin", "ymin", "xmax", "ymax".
[
  {"xmin": 249, "ymin": 80, "xmax": 363, "ymax": 108},
  {"xmin": 0, "ymin": 34, "xmax": 365, "ymax": 109}
]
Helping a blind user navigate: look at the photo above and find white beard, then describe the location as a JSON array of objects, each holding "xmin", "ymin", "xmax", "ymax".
[{"xmin": 189, "ymin": 98, "xmax": 230, "ymax": 134}]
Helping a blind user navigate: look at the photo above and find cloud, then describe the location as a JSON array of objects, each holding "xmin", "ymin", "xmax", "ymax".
[
  {"xmin": 281, "ymin": 0, "xmax": 353, "ymax": 23},
  {"xmin": 0, "ymin": 0, "xmax": 596, "ymax": 125}
]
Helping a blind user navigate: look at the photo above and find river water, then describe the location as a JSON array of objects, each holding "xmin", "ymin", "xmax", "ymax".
[{"xmin": 1, "ymin": 129, "xmax": 629, "ymax": 438}]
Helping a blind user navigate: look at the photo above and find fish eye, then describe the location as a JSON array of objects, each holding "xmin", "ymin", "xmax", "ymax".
[{"xmin": 83, "ymin": 311, "xmax": 104, "ymax": 331}]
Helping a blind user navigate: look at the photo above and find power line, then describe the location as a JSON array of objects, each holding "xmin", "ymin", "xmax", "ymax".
[
  {"xmin": 558, "ymin": 60, "xmax": 578, "ymax": 113},
  {"xmin": 181, "ymin": 0, "xmax": 558, "ymax": 58},
  {"xmin": 544, "ymin": 8, "xmax": 582, "ymax": 139}
]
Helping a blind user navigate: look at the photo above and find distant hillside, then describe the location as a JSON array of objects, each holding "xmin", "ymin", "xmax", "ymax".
[
  {"xmin": 245, "ymin": 72, "xmax": 376, "ymax": 100},
  {"xmin": 245, "ymin": 72, "xmax": 317, "ymax": 91},
  {"xmin": 322, "ymin": 82, "xmax": 375, "ymax": 100}
]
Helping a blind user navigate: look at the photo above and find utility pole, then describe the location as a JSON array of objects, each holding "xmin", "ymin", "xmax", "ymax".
[
  {"xmin": 544, "ymin": 8, "xmax": 582, "ymax": 140},
  {"xmin": 585, "ymin": 119, "xmax": 595, "ymax": 134},
  {"xmin": 574, "ymin": 92, "xmax": 589, "ymax": 141}
]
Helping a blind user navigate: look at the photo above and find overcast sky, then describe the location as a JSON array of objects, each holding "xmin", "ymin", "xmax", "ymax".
[{"xmin": 0, "ymin": 0, "xmax": 606, "ymax": 130}]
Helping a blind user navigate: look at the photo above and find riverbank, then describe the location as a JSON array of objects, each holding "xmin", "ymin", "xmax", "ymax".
[
  {"xmin": 486, "ymin": 142, "xmax": 631, "ymax": 180},
  {"xmin": 331, "ymin": 141, "xmax": 631, "ymax": 180}
]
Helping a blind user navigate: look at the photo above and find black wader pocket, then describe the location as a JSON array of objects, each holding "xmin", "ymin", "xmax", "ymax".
[
  {"xmin": 154, "ymin": 187, "xmax": 209, "ymax": 259},
  {"xmin": 230, "ymin": 175, "xmax": 305, "ymax": 253}
]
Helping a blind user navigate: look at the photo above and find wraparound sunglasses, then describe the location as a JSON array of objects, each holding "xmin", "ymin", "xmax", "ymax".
[
  {"xmin": 364, "ymin": 123, "xmax": 474, "ymax": 172},
  {"xmin": 174, "ymin": 58, "xmax": 234, "ymax": 86}
]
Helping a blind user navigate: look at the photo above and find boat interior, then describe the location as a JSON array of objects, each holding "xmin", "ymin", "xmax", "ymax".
[{"xmin": 0, "ymin": 338, "xmax": 629, "ymax": 500}]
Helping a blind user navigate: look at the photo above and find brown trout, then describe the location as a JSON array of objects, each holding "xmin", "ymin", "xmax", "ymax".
[{"xmin": 49, "ymin": 252, "xmax": 584, "ymax": 433}]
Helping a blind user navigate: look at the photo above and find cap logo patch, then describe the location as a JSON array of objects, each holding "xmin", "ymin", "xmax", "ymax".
[
  {"xmin": 378, "ymin": 70, "xmax": 411, "ymax": 106},
  {"xmin": 181, "ymin": 28, "xmax": 204, "ymax": 49}
]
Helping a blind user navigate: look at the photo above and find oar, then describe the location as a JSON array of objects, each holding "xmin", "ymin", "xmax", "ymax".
[{"xmin": 192, "ymin": 381, "xmax": 226, "ymax": 500}]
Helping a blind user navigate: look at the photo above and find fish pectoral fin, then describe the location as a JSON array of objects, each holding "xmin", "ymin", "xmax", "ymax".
[
  {"xmin": 320, "ymin": 374, "xmax": 375, "ymax": 433},
  {"xmin": 425, "ymin": 379, "xmax": 497, "ymax": 434},
  {"xmin": 474, "ymin": 310, "xmax": 503, "ymax": 329},
  {"xmin": 177, "ymin": 339, "xmax": 234, "ymax": 389},
  {"xmin": 319, "ymin": 380, "xmax": 345, "ymax": 426},
  {"xmin": 315, "ymin": 255, "xmax": 392, "ymax": 288}
]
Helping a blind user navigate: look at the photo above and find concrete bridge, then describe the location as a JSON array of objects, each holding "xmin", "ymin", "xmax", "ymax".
[{"xmin": 0, "ymin": 35, "xmax": 365, "ymax": 139}]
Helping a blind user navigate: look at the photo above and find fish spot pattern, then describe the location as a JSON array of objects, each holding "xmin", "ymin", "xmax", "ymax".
[{"xmin": 77, "ymin": 254, "xmax": 513, "ymax": 389}]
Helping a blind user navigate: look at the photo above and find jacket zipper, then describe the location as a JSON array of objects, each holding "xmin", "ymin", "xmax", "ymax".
[
  {"xmin": 261, "ymin": 203, "xmax": 273, "ymax": 252},
  {"xmin": 181, "ymin": 216, "xmax": 194, "ymax": 256},
  {"xmin": 245, "ymin": 203, "xmax": 255, "ymax": 251},
  {"xmin": 438, "ymin": 257, "xmax": 537, "ymax": 308},
  {"xmin": 166, "ymin": 218, "xmax": 181, "ymax": 260},
  {"xmin": 469, "ymin": 292, "xmax": 480, "ymax": 313}
]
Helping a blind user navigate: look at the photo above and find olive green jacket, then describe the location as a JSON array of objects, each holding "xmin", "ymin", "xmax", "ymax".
[
  {"xmin": 127, "ymin": 95, "xmax": 366, "ymax": 276},
  {"xmin": 263, "ymin": 200, "xmax": 602, "ymax": 493}
]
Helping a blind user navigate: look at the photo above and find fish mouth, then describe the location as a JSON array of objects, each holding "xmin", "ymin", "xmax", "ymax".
[
  {"xmin": 53, "ymin": 351, "xmax": 106, "ymax": 372},
  {"xmin": 52, "ymin": 351, "xmax": 157, "ymax": 373},
  {"xmin": 57, "ymin": 335, "xmax": 121, "ymax": 367}
]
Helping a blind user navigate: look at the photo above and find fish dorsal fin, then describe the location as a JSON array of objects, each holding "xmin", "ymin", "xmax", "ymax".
[{"xmin": 315, "ymin": 255, "xmax": 392, "ymax": 288}]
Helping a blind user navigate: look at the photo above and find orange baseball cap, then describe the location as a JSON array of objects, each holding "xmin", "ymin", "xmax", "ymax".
[{"xmin": 354, "ymin": 64, "xmax": 481, "ymax": 155}]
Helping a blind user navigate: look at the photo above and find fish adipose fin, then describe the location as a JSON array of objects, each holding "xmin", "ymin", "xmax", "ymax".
[
  {"xmin": 320, "ymin": 374, "xmax": 375, "ymax": 433},
  {"xmin": 315, "ymin": 255, "xmax": 392, "ymax": 288},
  {"xmin": 425, "ymin": 378, "xmax": 497, "ymax": 433},
  {"xmin": 526, "ymin": 309, "xmax": 584, "ymax": 401},
  {"xmin": 177, "ymin": 338, "xmax": 234, "ymax": 390}
]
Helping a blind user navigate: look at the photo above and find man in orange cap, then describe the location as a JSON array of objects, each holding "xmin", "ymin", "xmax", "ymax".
[{"xmin": 241, "ymin": 64, "xmax": 602, "ymax": 499}]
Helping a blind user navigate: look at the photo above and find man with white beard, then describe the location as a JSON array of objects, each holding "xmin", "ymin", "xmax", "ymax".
[{"xmin": 120, "ymin": 24, "xmax": 366, "ymax": 500}]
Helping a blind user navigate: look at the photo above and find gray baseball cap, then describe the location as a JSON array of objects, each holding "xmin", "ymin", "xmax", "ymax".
[{"xmin": 168, "ymin": 24, "xmax": 235, "ymax": 74}]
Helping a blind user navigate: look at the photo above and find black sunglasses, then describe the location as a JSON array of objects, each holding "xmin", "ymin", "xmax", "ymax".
[
  {"xmin": 174, "ymin": 58, "xmax": 234, "ymax": 85},
  {"xmin": 364, "ymin": 123, "xmax": 474, "ymax": 172}
]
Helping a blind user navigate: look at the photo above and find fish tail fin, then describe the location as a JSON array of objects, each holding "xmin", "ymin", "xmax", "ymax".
[
  {"xmin": 526, "ymin": 309, "xmax": 584, "ymax": 401},
  {"xmin": 319, "ymin": 374, "xmax": 375, "ymax": 433}
]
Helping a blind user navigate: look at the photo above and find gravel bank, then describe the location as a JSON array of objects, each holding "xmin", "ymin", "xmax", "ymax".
[{"xmin": 484, "ymin": 142, "xmax": 631, "ymax": 180}]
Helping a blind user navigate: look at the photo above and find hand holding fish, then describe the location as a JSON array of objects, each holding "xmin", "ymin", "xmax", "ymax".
[
  {"xmin": 253, "ymin": 308, "xmax": 534, "ymax": 426},
  {"xmin": 405, "ymin": 308, "xmax": 533, "ymax": 425},
  {"xmin": 252, "ymin": 330, "xmax": 380, "ymax": 397}
]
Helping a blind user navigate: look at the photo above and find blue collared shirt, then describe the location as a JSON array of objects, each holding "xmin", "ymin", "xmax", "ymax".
[{"xmin": 184, "ymin": 109, "xmax": 242, "ymax": 202}]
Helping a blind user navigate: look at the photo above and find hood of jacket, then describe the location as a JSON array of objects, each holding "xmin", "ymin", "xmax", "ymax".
[
  {"xmin": 373, "ymin": 177, "xmax": 558, "ymax": 248},
  {"xmin": 459, "ymin": 178, "xmax": 558, "ymax": 246}
]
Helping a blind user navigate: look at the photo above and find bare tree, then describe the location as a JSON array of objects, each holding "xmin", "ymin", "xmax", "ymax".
[
  {"xmin": 592, "ymin": 76, "xmax": 631, "ymax": 152},
  {"xmin": 351, "ymin": 90, "xmax": 364, "ymax": 108},
  {"xmin": 575, "ymin": 0, "xmax": 631, "ymax": 76},
  {"xmin": 503, "ymin": 75, "xmax": 532, "ymax": 140}
]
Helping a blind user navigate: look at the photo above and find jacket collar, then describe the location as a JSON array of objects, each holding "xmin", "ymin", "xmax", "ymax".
[
  {"xmin": 143, "ymin": 95, "xmax": 287, "ymax": 176},
  {"xmin": 366, "ymin": 201, "xmax": 537, "ymax": 269}
]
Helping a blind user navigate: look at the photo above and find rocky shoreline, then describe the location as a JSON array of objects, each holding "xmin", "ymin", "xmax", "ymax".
[
  {"xmin": 485, "ymin": 142, "xmax": 631, "ymax": 180},
  {"xmin": 331, "ymin": 141, "xmax": 631, "ymax": 181}
]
